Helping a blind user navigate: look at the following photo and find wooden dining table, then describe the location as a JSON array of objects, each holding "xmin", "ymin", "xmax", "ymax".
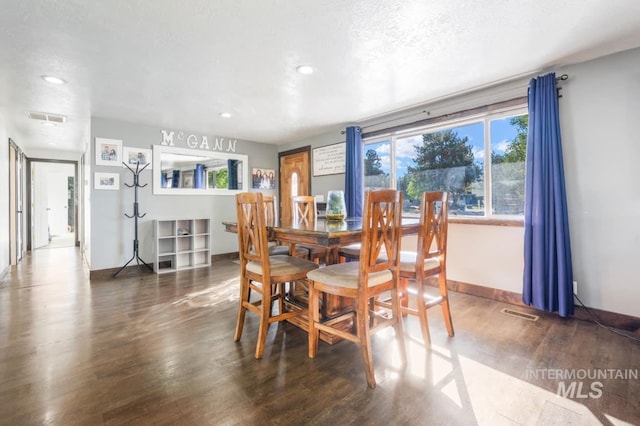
[{"xmin": 222, "ymin": 216, "xmax": 420, "ymax": 343}]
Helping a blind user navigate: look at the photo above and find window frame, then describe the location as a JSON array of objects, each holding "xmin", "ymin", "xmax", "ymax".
[{"xmin": 363, "ymin": 104, "xmax": 528, "ymax": 223}]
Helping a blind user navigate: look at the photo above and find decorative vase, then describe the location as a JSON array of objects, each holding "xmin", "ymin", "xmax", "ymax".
[{"xmin": 326, "ymin": 190, "xmax": 347, "ymax": 221}]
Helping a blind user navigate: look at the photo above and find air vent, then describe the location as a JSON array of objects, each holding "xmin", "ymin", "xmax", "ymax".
[
  {"xmin": 26, "ymin": 111, "xmax": 66, "ymax": 124},
  {"xmin": 501, "ymin": 308, "xmax": 539, "ymax": 321}
]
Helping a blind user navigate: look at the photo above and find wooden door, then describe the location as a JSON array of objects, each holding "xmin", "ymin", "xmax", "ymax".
[{"xmin": 278, "ymin": 147, "xmax": 311, "ymax": 224}]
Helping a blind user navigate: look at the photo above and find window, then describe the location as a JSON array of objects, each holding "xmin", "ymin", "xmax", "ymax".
[
  {"xmin": 291, "ymin": 172, "xmax": 298, "ymax": 196},
  {"xmin": 364, "ymin": 107, "xmax": 527, "ymax": 218}
]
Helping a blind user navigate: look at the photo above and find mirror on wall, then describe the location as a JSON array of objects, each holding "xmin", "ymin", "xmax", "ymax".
[{"xmin": 152, "ymin": 145, "xmax": 248, "ymax": 195}]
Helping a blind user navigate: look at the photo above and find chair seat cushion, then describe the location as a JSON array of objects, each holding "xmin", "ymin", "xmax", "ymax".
[
  {"xmin": 396, "ymin": 251, "xmax": 441, "ymax": 273},
  {"xmin": 338, "ymin": 243, "xmax": 361, "ymax": 258},
  {"xmin": 307, "ymin": 262, "xmax": 392, "ymax": 289},
  {"xmin": 268, "ymin": 245, "xmax": 309, "ymax": 257},
  {"xmin": 247, "ymin": 255, "xmax": 318, "ymax": 277}
]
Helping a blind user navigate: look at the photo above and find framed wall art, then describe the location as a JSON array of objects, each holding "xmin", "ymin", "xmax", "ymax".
[
  {"xmin": 122, "ymin": 147, "xmax": 152, "ymax": 170},
  {"xmin": 94, "ymin": 172, "xmax": 120, "ymax": 190},
  {"xmin": 95, "ymin": 137, "xmax": 123, "ymax": 167},
  {"xmin": 252, "ymin": 168, "xmax": 276, "ymax": 189},
  {"xmin": 181, "ymin": 170, "xmax": 194, "ymax": 188},
  {"xmin": 313, "ymin": 142, "xmax": 346, "ymax": 176}
]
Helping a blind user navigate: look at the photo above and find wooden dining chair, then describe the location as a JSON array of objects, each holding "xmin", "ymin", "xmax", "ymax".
[
  {"xmin": 306, "ymin": 189, "xmax": 406, "ymax": 388},
  {"xmin": 234, "ymin": 192, "xmax": 319, "ymax": 359},
  {"xmin": 377, "ymin": 191, "xmax": 453, "ymax": 344},
  {"xmin": 291, "ymin": 195, "xmax": 329, "ymax": 264},
  {"xmin": 264, "ymin": 194, "xmax": 308, "ymax": 258}
]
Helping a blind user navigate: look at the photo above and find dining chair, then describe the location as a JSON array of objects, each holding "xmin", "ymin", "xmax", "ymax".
[
  {"xmin": 377, "ymin": 191, "xmax": 453, "ymax": 344},
  {"xmin": 306, "ymin": 189, "xmax": 406, "ymax": 388},
  {"xmin": 291, "ymin": 195, "xmax": 329, "ymax": 264},
  {"xmin": 234, "ymin": 192, "xmax": 319, "ymax": 359},
  {"xmin": 264, "ymin": 194, "xmax": 308, "ymax": 258}
]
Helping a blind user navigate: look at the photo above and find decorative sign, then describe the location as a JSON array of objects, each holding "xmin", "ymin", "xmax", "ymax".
[
  {"xmin": 160, "ymin": 129, "xmax": 237, "ymax": 153},
  {"xmin": 313, "ymin": 143, "xmax": 346, "ymax": 176}
]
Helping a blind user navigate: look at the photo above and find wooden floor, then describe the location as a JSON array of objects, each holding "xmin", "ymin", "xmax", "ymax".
[{"xmin": 1, "ymin": 247, "xmax": 638, "ymax": 426}]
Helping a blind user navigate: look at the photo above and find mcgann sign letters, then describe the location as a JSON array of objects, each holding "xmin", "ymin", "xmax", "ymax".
[{"xmin": 160, "ymin": 130, "xmax": 237, "ymax": 153}]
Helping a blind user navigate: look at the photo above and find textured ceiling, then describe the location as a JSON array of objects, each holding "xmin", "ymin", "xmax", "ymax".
[{"xmin": 2, "ymin": 0, "xmax": 640, "ymax": 153}]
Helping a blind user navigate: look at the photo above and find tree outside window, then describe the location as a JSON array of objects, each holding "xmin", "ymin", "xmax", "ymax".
[{"xmin": 363, "ymin": 108, "xmax": 527, "ymax": 218}]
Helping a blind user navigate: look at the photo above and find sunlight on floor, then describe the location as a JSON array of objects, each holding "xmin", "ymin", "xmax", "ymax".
[
  {"xmin": 172, "ymin": 277, "xmax": 240, "ymax": 309},
  {"xmin": 396, "ymin": 339, "xmax": 622, "ymax": 425}
]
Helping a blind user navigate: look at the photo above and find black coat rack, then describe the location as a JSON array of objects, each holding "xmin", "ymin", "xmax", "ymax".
[{"xmin": 113, "ymin": 161, "xmax": 154, "ymax": 277}]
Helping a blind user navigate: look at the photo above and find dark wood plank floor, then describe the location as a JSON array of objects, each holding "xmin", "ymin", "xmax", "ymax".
[{"xmin": 1, "ymin": 247, "xmax": 638, "ymax": 425}]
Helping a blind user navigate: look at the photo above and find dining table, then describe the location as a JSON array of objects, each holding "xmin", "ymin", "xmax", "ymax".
[{"xmin": 222, "ymin": 216, "xmax": 420, "ymax": 343}]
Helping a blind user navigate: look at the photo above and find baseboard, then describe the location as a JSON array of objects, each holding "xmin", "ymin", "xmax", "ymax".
[
  {"xmin": 0, "ymin": 265, "xmax": 10, "ymax": 286},
  {"xmin": 446, "ymin": 279, "xmax": 640, "ymax": 336},
  {"xmin": 89, "ymin": 253, "xmax": 239, "ymax": 279},
  {"xmin": 212, "ymin": 252, "xmax": 239, "ymax": 262},
  {"xmin": 89, "ymin": 265, "xmax": 154, "ymax": 280}
]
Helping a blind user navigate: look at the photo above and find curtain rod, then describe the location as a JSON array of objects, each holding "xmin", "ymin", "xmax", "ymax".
[
  {"xmin": 341, "ymin": 73, "xmax": 568, "ymax": 135},
  {"xmin": 340, "ymin": 126, "xmax": 361, "ymax": 135}
]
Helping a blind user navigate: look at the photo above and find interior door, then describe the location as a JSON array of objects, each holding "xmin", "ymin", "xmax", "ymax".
[
  {"xmin": 278, "ymin": 147, "xmax": 311, "ymax": 224},
  {"xmin": 32, "ymin": 163, "xmax": 50, "ymax": 249}
]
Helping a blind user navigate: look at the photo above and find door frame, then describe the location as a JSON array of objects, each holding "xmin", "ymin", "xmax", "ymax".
[
  {"xmin": 8, "ymin": 138, "xmax": 25, "ymax": 265},
  {"xmin": 26, "ymin": 158, "xmax": 79, "ymax": 250}
]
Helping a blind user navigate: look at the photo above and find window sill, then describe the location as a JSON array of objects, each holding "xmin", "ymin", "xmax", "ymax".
[{"xmin": 448, "ymin": 216, "xmax": 524, "ymax": 227}]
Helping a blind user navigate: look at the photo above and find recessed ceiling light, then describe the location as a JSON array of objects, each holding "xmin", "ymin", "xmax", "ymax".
[
  {"xmin": 48, "ymin": 142, "xmax": 57, "ymax": 146},
  {"xmin": 219, "ymin": 112, "xmax": 232, "ymax": 118},
  {"xmin": 296, "ymin": 65, "xmax": 314, "ymax": 75},
  {"xmin": 41, "ymin": 75, "xmax": 67, "ymax": 85},
  {"xmin": 41, "ymin": 122, "xmax": 56, "ymax": 127}
]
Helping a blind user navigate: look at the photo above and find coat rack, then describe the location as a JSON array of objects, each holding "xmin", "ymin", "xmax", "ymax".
[{"xmin": 113, "ymin": 161, "xmax": 154, "ymax": 277}]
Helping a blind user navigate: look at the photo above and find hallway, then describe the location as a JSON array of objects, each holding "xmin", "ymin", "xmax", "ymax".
[{"xmin": 0, "ymin": 248, "xmax": 638, "ymax": 425}]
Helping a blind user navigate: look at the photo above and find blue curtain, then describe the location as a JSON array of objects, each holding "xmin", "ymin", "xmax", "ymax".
[
  {"xmin": 171, "ymin": 170, "xmax": 180, "ymax": 188},
  {"xmin": 228, "ymin": 159, "xmax": 238, "ymax": 190},
  {"xmin": 194, "ymin": 163, "xmax": 205, "ymax": 189},
  {"xmin": 523, "ymin": 73, "xmax": 574, "ymax": 317},
  {"xmin": 344, "ymin": 126, "xmax": 363, "ymax": 217}
]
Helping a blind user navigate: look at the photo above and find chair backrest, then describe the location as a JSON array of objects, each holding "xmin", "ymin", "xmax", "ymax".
[
  {"xmin": 263, "ymin": 194, "xmax": 277, "ymax": 226},
  {"xmin": 291, "ymin": 195, "xmax": 317, "ymax": 226},
  {"xmin": 417, "ymin": 191, "xmax": 449, "ymax": 264},
  {"xmin": 359, "ymin": 189, "xmax": 403, "ymax": 278},
  {"xmin": 236, "ymin": 192, "xmax": 270, "ymax": 269}
]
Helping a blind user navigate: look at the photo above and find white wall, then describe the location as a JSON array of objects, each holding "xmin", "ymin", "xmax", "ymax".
[
  {"xmin": 280, "ymin": 47, "xmax": 640, "ymax": 317},
  {"xmin": 90, "ymin": 118, "xmax": 279, "ymax": 270},
  {"xmin": 559, "ymin": 48, "xmax": 640, "ymax": 317},
  {"xmin": 0, "ymin": 115, "xmax": 10, "ymax": 276}
]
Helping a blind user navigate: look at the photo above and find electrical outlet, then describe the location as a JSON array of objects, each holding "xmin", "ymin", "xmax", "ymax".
[{"xmin": 573, "ymin": 280, "xmax": 578, "ymax": 295}]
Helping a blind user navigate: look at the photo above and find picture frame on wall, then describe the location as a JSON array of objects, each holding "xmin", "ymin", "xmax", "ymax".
[
  {"xmin": 122, "ymin": 147, "xmax": 152, "ymax": 170},
  {"xmin": 95, "ymin": 137, "xmax": 123, "ymax": 167},
  {"xmin": 252, "ymin": 168, "xmax": 276, "ymax": 189},
  {"xmin": 181, "ymin": 170, "xmax": 194, "ymax": 188},
  {"xmin": 94, "ymin": 172, "xmax": 120, "ymax": 190}
]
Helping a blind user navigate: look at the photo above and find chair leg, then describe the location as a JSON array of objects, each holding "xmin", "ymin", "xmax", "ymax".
[
  {"xmin": 438, "ymin": 273, "xmax": 454, "ymax": 337},
  {"xmin": 356, "ymin": 296, "xmax": 376, "ymax": 388},
  {"xmin": 308, "ymin": 281, "xmax": 320, "ymax": 358},
  {"xmin": 255, "ymin": 281, "xmax": 271, "ymax": 359},
  {"xmin": 390, "ymin": 285, "xmax": 407, "ymax": 367},
  {"xmin": 400, "ymin": 277, "xmax": 409, "ymax": 315},
  {"xmin": 277, "ymin": 282, "xmax": 286, "ymax": 315},
  {"xmin": 416, "ymin": 280, "xmax": 432, "ymax": 344},
  {"xmin": 234, "ymin": 276, "xmax": 250, "ymax": 342}
]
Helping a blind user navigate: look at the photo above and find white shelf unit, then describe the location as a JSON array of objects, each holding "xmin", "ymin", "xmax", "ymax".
[{"xmin": 154, "ymin": 218, "xmax": 211, "ymax": 273}]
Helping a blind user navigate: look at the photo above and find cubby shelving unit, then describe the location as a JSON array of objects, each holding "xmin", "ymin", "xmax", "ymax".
[{"xmin": 154, "ymin": 218, "xmax": 211, "ymax": 273}]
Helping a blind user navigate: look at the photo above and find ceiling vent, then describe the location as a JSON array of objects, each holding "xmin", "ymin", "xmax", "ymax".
[{"xmin": 26, "ymin": 111, "xmax": 66, "ymax": 124}]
